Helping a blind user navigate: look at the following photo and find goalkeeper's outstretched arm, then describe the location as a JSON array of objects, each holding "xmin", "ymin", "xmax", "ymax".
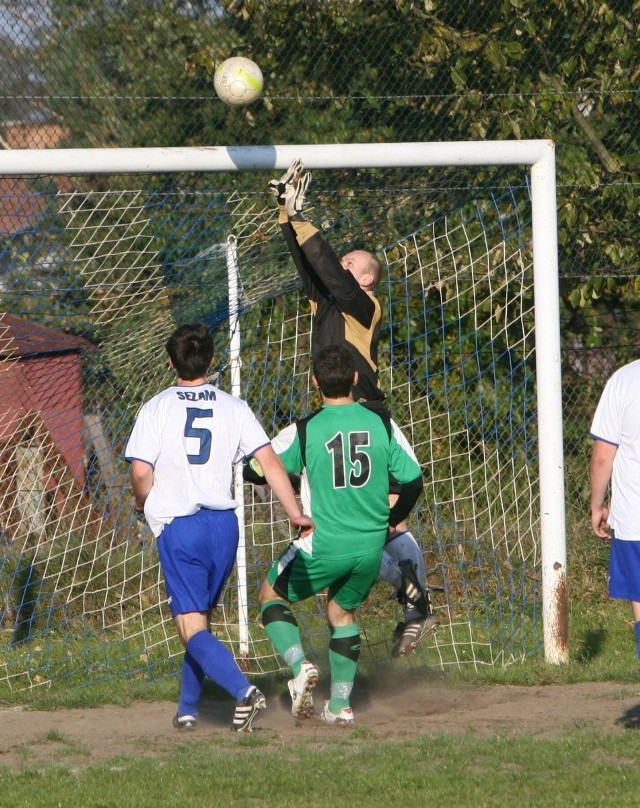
[
  {"xmin": 269, "ymin": 160, "xmax": 322, "ymax": 302},
  {"xmin": 269, "ymin": 161, "xmax": 376, "ymax": 322}
]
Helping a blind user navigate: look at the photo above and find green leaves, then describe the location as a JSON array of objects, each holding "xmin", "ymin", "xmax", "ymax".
[{"xmin": 24, "ymin": 0, "xmax": 640, "ymax": 343}]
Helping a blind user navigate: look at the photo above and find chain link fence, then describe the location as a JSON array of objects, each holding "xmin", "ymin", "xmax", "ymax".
[{"xmin": 1, "ymin": 0, "xmax": 639, "ymax": 531}]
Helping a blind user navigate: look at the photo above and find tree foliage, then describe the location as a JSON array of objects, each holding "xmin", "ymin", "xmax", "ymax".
[{"xmin": 10, "ymin": 0, "xmax": 634, "ymax": 357}]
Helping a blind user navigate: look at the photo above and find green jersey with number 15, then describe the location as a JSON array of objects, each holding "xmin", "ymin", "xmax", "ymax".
[{"xmin": 272, "ymin": 402, "xmax": 422, "ymax": 559}]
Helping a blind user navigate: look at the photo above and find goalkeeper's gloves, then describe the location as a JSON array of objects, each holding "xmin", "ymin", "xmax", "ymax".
[
  {"xmin": 284, "ymin": 171, "xmax": 312, "ymax": 218},
  {"xmin": 268, "ymin": 158, "xmax": 304, "ymax": 207},
  {"xmin": 243, "ymin": 456, "xmax": 301, "ymax": 493},
  {"xmin": 243, "ymin": 456, "xmax": 267, "ymax": 485},
  {"xmin": 133, "ymin": 506, "xmax": 146, "ymax": 525}
]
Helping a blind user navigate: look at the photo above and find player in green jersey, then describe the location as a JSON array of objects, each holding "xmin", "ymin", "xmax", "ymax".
[{"xmin": 257, "ymin": 344, "xmax": 423, "ymax": 724}]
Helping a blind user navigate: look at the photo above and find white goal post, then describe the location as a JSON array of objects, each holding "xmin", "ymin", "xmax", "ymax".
[{"xmin": 0, "ymin": 140, "xmax": 567, "ymax": 666}]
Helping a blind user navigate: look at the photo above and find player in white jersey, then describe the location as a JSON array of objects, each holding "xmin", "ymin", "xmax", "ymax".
[
  {"xmin": 590, "ymin": 357, "xmax": 640, "ymax": 659},
  {"xmin": 125, "ymin": 323, "xmax": 312, "ymax": 732}
]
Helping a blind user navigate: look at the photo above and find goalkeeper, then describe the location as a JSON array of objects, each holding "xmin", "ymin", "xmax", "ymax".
[{"xmin": 266, "ymin": 160, "xmax": 438, "ymax": 657}]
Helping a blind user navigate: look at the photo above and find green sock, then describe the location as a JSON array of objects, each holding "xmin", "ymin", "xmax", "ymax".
[
  {"xmin": 328, "ymin": 623, "xmax": 361, "ymax": 713},
  {"xmin": 261, "ymin": 600, "xmax": 306, "ymax": 675}
]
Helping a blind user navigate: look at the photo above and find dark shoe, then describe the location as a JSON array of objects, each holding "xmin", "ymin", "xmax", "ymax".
[
  {"xmin": 391, "ymin": 615, "xmax": 439, "ymax": 658},
  {"xmin": 173, "ymin": 713, "xmax": 197, "ymax": 731},
  {"xmin": 232, "ymin": 686, "xmax": 266, "ymax": 732}
]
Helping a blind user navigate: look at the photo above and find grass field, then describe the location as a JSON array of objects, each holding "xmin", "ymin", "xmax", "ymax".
[
  {"xmin": 2, "ymin": 727, "xmax": 639, "ymax": 808},
  {"xmin": 1, "ymin": 593, "xmax": 639, "ymax": 808}
]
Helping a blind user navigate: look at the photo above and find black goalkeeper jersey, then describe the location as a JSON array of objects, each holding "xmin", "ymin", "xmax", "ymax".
[{"xmin": 281, "ymin": 221, "xmax": 384, "ymax": 403}]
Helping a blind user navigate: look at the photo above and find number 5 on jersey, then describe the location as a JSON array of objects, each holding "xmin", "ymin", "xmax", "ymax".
[{"xmin": 185, "ymin": 408, "xmax": 213, "ymax": 464}]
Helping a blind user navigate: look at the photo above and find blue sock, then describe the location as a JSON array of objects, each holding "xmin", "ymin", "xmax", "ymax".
[
  {"xmin": 178, "ymin": 650, "xmax": 204, "ymax": 717},
  {"xmin": 186, "ymin": 629, "xmax": 251, "ymax": 702},
  {"xmin": 635, "ymin": 621, "xmax": 640, "ymax": 659}
]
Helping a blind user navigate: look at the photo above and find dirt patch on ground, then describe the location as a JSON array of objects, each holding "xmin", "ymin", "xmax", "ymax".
[{"xmin": 1, "ymin": 675, "xmax": 639, "ymax": 769}]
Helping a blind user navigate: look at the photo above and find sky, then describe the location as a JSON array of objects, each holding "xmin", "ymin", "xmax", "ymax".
[{"xmin": 0, "ymin": 1, "xmax": 51, "ymax": 47}]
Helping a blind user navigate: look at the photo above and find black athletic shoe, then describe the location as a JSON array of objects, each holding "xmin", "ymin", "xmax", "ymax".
[
  {"xmin": 232, "ymin": 686, "xmax": 266, "ymax": 732},
  {"xmin": 391, "ymin": 615, "xmax": 439, "ymax": 658},
  {"xmin": 173, "ymin": 713, "xmax": 197, "ymax": 731}
]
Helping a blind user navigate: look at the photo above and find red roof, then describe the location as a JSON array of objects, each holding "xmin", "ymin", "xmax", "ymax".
[
  {"xmin": 0, "ymin": 313, "xmax": 93, "ymax": 359},
  {"xmin": 0, "ymin": 177, "xmax": 48, "ymax": 236}
]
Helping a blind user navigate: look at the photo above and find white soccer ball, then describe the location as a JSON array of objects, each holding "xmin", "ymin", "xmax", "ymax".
[{"xmin": 213, "ymin": 57, "xmax": 263, "ymax": 107}]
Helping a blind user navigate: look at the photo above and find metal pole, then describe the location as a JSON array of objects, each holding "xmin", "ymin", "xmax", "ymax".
[
  {"xmin": 531, "ymin": 144, "xmax": 568, "ymax": 663},
  {"xmin": 226, "ymin": 235, "xmax": 250, "ymax": 661},
  {"xmin": 0, "ymin": 140, "xmax": 552, "ymax": 175}
]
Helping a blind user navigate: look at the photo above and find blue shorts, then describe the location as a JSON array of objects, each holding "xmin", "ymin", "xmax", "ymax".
[
  {"xmin": 157, "ymin": 508, "xmax": 239, "ymax": 617},
  {"xmin": 609, "ymin": 536, "xmax": 640, "ymax": 601}
]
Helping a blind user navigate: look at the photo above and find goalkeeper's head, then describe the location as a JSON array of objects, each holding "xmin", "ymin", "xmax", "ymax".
[
  {"xmin": 340, "ymin": 250, "xmax": 382, "ymax": 292},
  {"xmin": 166, "ymin": 322, "xmax": 214, "ymax": 381}
]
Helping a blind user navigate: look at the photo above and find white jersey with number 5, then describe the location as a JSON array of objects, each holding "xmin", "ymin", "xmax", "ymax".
[
  {"xmin": 125, "ymin": 383, "xmax": 270, "ymax": 537},
  {"xmin": 590, "ymin": 358, "xmax": 640, "ymax": 540}
]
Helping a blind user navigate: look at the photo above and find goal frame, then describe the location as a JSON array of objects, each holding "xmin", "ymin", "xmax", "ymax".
[{"xmin": 0, "ymin": 140, "xmax": 567, "ymax": 664}]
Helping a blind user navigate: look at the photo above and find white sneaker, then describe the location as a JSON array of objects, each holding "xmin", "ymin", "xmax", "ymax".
[
  {"xmin": 320, "ymin": 701, "xmax": 355, "ymax": 726},
  {"xmin": 287, "ymin": 660, "xmax": 319, "ymax": 720}
]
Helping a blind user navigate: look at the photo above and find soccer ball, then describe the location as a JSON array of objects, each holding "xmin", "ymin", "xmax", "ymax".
[{"xmin": 213, "ymin": 57, "xmax": 263, "ymax": 107}]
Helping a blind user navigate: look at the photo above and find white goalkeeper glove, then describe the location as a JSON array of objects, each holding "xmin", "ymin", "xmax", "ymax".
[
  {"xmin": 268, "ymin": 158, "xmax": 304, "ymax": 207},
  {"xmin": 284, "ymin": 171, "xmax": 311, "ymax": 218}
]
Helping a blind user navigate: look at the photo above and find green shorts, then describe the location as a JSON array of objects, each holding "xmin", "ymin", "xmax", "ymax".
[{"xmin": 267, "ymin": 543, "xmax": 383, "ymax": 612}]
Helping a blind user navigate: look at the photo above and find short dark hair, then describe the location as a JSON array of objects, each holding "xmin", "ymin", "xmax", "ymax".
[
  {"xmin": 166, "ymin": 323, "xmax": 213, "ymax": 380},
  {"xmin": 313, "ymin": 344, "xmax": 356, "ymax": 398}
]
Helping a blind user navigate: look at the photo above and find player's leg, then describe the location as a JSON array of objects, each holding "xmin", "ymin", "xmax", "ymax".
[
  {"xmin": 632, "ymin": 601, "xmax": 640, "ymax": 659},
  {"xmin": 381, "ymin": 522, "xmax": 439, "ymax": 657},
  {"xmin": 259, "ymin": 545, "xmax": 319, "ymax": 719},
  {"xmin": 379, "ymin": 525, "xmax": 428, "ymax": 610},
  {"xmin": 321, "ymin": 551, "xmax": 379, "ymax": 725},
  {"xmin": 258, "ymin": 544, "xmax": 311, "ymax": 676},
  {"xmin": 174, "ymin": 647, "xmax": 204, "ymax": 730},
  {"xmin": 384, "ymin": 524, "xmax": 430, "ymax": 617},
  {"xmin": 159, "ymin": 509, "xmax": 265, "ymax": 731},
  {"xmin": 322, "ymin": 600, "xmax": 359, "ymax": 725}
]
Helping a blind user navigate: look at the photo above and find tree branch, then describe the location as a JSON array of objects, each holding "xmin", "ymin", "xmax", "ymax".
[{"xmin": 540, "ymin": 70, "xmax": 620, "ymax": 174}]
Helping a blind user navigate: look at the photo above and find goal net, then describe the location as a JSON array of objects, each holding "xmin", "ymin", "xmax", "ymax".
[{"xmin": 0, "ymin": 143, "xmax": 565, "ymax": 692}]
